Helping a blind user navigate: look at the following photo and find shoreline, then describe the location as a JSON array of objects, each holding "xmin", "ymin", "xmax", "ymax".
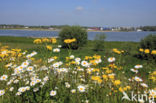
[{"xmin": 0, "ymin": 28, "xmax": 139, "ymax": 32}]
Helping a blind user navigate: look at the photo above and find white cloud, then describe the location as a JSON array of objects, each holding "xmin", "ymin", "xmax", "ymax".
[{"xmin": 75, "ymin": 6, "xmax": 84, "ymax": 11}]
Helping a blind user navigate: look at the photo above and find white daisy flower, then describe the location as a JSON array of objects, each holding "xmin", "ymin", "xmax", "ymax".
[
  {"xmin": 77, "ymin": 85, "xmax": 85, "ymax": 92},
  {"xmin": 30, "ymin": 81, "xmax": 37, "ymax": 86},
  {"xmin": 33, "ymin": 88, "xmax": 39, "ymax": 92},
  {"xmin": 27, "ymin": 66, "xmax": 34, "ymax": 72},
  {"xmin": 0, "ymin": 75, "xmax": 8, "ymax": 81},
  {"xmin": 50, "ymin": 90, "xmax": 57, "ymax": 96},
  {"xmin": 130, "ymin": 68, "xmax": 138, "ymax": 73},
  {"xmin": 71, "ymin": 89, "xmax": 76, "ymax": 93},
  {"xmin": 149, "ymin": 89, "xmax": 156, "ymax": 97},
  {"xmin": 43, "ymin": 76, "xmax": 49, "ymax": 82},
  {"xmin": 70, "ymin": 55, "xmax": 75, "ymax": 59},
  {"xmin": 65, "ymin": 82, "xmax": 70, "ymax": 88},
  {"xmin": 9, "ymin": 87, "xmax": 14, "ymax": 91},
  {"xmin": 75, "ymin": 58, "xmax": 81, "ymax": 62},
  {"xmin": 48, "ymin": 58, "xmax": 54, "ymax": 63},
  {"xmin": 53, "ymin": 62, "xmax": 60, "ymax": 68},
  {"xmin": 134, "ymin": 65, "xmax": 143, "ymax": 69},
  {"xmin": 53, "ymin": 48, "xmax": 60, "ymax": 52},
  {"xmin": 134, "ymin": 76, "xmax": 143, "ymax": 82},
  {"xmin": 16, "ymin": 92, "xmax": 21, "ymax": 96},
  {"xmin": 81, "ymin": 61, "xmax": 89, "ymax": 67},
  {"xmin": 35, "ymin": 79, "xmax": 41, "ymax": 83},
  {"xmin": 140, "ymin": 83, "xmax": 148, "ymax": 88},
  {"xmin": 18, "ymin": 87, "xmax": 26, "ymax": 93},
  {"xmin": 0, "ymin": 90, "xmax": 5, "ymax": 96},
  {"xmin": 58, "ymin": 45, "xmax": 62, "ymax": 48},
  {"xmin": 108, "ymin": 57, "xmax": 115, "ymax": 63}
]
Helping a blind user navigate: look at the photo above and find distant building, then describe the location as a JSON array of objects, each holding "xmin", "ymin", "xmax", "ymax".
[
  {"xmin": 137, "ymin": 29, "xmax": 142, "ymax": 32},
  {"xmin": 49, "ymin": 27, "xmax": 54, "ymax": 30},
  {"xmin": 24, "ymin": 27, "xmax": 29, "ymax": 29},
  {"xmin": 100, "ymin": 27, "xmax": 103, "ymax": 31}
]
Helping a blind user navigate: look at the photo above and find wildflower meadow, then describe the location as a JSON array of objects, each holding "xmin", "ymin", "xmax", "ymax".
[{"xmin": 0, "ymin": 37, "xmax": 155, "ymax": 103}]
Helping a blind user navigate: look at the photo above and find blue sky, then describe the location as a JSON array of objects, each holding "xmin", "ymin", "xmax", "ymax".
[{"xmin": 0, "ymin": 0, "xmax": 156, "ymax": 27}]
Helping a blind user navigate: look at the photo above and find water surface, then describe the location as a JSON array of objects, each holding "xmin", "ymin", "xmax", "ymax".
[{"xmin": 0, "ymin": 30, "xmax": 156, "ymax": 42}]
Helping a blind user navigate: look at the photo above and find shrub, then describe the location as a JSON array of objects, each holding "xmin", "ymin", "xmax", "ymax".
[
  {"xmin": 93, "ymin": 33, "xmax": 106, "ymax": 51},
  {"xmin": 137, "ymin": 34, "xmax": 156, "ymax": 60},
  {"xmin": 139, "ymin": 34, "xmax": 156, "ymax": 50},
  {"xmin": 59, "ymin": 26, "xmax": 87, "ymax": 49}
]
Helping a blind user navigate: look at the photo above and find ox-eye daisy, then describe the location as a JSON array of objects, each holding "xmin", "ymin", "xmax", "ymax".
[
  {"xmin": 108, "ymin": 57, "xmax": 115, "ymax": 63},
  {"xmin": 134, "ymin": 76, "xmax": 143, "ymax": 82},
  {"xmin": 50, "ymin": 90, "xmax": 57, "ymax": 96},
  {"xmin": 77, "ymin": 85, "xmax": 85, "ymax": 92},
  {"xmin": 0, "ymin": 75, "xmax": 8, "ymax": 81},
  {"xmin": 0, "ymin": 90, "xmax": 5, "ymax": 96}
]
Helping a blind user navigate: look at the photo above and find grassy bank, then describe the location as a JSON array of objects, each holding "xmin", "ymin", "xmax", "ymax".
[
  {"xmin": 0, "ymin": 36, "xmax": 155, "ymax": 103},
  {"xmin": 0, "ymin": 36, "xmax": 155, "ymax": 76}
]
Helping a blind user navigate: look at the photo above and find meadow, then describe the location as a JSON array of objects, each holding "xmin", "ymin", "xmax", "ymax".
[{"xmin": 0, "ymin": 36, "xmax": 155, "ymax": 103}]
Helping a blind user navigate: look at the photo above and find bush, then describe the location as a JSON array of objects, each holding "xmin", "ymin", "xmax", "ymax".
[
  {"xmin": 59, "ymin": 26, "xmax": 87, "ymax": 49},
  {"xmin": 139, "ymin": 34, "xmax": 156, "ymax": 50},
  {"xmin": 137, "ymin": 34, "xmax": 156, "ymax": 60},
  {"xmin": 93, "ymin": 33, "xmax": 106, "ymax": 51}
]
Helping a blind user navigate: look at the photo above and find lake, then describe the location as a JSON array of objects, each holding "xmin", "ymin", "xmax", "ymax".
[{"xmin": 0, "ymin": 29, "xmax": 156, "ymax": 42}]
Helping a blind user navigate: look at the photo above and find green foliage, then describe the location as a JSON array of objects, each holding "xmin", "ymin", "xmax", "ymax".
[
  {"xmin": 93, "ymin": 33, "xmax": 106, "ymax": 51},
  {"xmin": 59, "ymin": 26, "xmax": 87, "ymax": 49},
  {"xmin": 140, "ymin": 26, "xmax": 156, "ymax": 31},
  {"xmin": 139, "ymin": 34, "xmax": 156, "ymax": 50},
  {"xmin": 137, "ymin": 34, "xmax": 156, "ymax": 60}
]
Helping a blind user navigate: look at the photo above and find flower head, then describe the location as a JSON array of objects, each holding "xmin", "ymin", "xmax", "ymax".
[
  {"xmin": 0, "ymin": 90, "xmax": 5, "ymax": 96},
  {"xmin": 108, "ymin": 57, "xmax": 115, "ymax": 63},
  {"xmin": 77, "ymin": 85, "xmax": 85, "ymax": 92},
  {"xmin": 50, "ymin": 90, "xmax": 57, "ymax": 96},
  {"xmin": 0, "ymin": 75, "xmax": 8, "ymax": 81}
]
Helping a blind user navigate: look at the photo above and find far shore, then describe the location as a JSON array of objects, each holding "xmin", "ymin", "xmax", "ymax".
[{"xmin": 0, "ymin": 28, "xmax": 137, "ymax": 32}]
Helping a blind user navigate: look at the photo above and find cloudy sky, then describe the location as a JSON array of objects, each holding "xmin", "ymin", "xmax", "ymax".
[{"xmin": 0, "ymin": 0, "xmax": 156, "ymax": 27}]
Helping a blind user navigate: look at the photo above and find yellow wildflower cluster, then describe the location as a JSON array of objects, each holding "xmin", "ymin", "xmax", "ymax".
[
  {"xmin": 151, "ymin": 50, "xmax": 156, "ymax": 54},
  {"xmin": 119, "ymin": 86, "xmax": 131, "ymax": 92},
  {"xmin": 149, "ymin": 71, "xmax": 156, "ymax": 82},
  {"xmin": 113, "ymin": 80, "xmax": 121, "ymax": 86},
  {"xmin": 33, "ymin": 38, "xmax": 57, "ymax": 44},
  {"xmin": 0, "ymin": 44, "xmax": 25, "ymax": 62},
  {"xmin": 91, "ymin": 76, "xmax": 102, "ymax": 83},
  {"xmin": 139, "ymin": 48, "xmax": 156, "ymax": 54},
  {"xmin": 64, "ymin": 38, "xmax": 76, "ymax": 44},
  {"xmin": 46, "ymin": 45, "xmax": 52, "ymax": 51},
  {"xmin": 33, "ymin": 39, "xmax": 42, "ymax": 44},
  {"xmin": 51, "ymin": 38, "xmax": 57, "ymax": 44},
  {"xmin": 112, "ymin": 48, "xmax": 124, "ymax": 54}
]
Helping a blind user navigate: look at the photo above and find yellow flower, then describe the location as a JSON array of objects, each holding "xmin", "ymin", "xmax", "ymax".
[
  {"xmin": 102, "ymin": 67, "xmax": 109, "ymax": 70},
  {"xmin": 46, "ymin": 45, "xmax": 52, "ymax": 51},
  {"xmin": 53, "ymin": 56, "xmax": 58, "ymax": 59},
  {"xmin": 51, "ymin": 38, "xmax": 57, "ymax": 44},
  {"xmin": 91, "ymin": 76, "xmax": 101, "ymax": 81},
  {"xmin": 42, "ymin": 38, "xmax": 50, "ymax": 43},
  {"xmin": 102, "ymin": 75, "xmax": 108, "ymax": 81},
  {"xmin": 139, "ymin": 48, "xmax": 144, "ymax": 52},
  {"xmin": 151, "ymin": 50, "xmax": 156, "ymax": 55},
  {"xmin": 33, "ymin": 39, "xmax": 42, "ymax": 44},
  {"xmin": 64, "ymin": 38, "xmax": 76, "ymax": 44},
  {"xmin": 106, "ymin": 69, "xmax": 113, "ymax": 74},
  {"xmin": 144, "ymin": 49, "xmax": 150, "ymax": 54},
  {"xmin": 112, "ymin": 48, "xmax": 121, "ymax": 54},
  {"xmin": 119, "ymin": 87, "xmax": 124, "ymax": 92},
  {"xmin": 126, "ymin": 86, "xmax": 131, "ymax": 90},
  {"xmin": 108, "ymin": 74, "xmax": 115, "ymax": 79},
  {"xmin": 113, "ymin": 80, "xmax": 121, "ymax": 86},
  {"xmin": 98, "ymin": 79, "xmax": 102, "ymax": 83},
  {"xmin": 123, "ymin": 87, "xmax": 128, "ymax": 91}
]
